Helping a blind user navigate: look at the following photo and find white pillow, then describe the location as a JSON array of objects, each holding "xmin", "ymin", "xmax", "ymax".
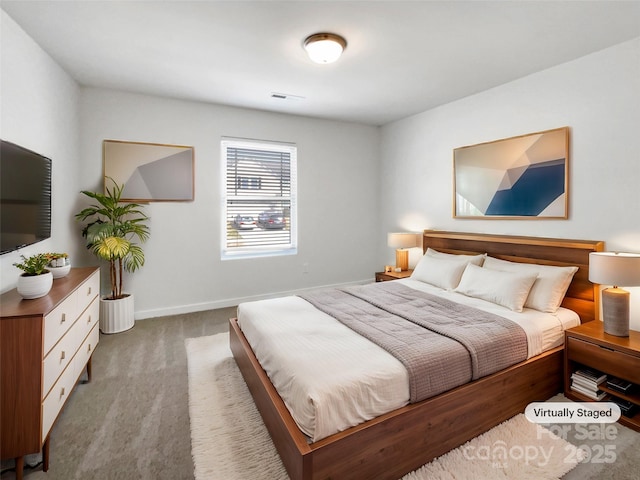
[
  {"xmin": 411, "ymin": 255, "xmax": 469, "ymax": 290},
  {"xmin": 454, "ymin": 263, "xmax": 537, "ymax": 312},
  {"xmin": 482, "ymin": 256, "xmax": 578, "ymax": 313},
  {"xmin": 425, "ymin": 248, "xmax": 486, "ymax": 266}
]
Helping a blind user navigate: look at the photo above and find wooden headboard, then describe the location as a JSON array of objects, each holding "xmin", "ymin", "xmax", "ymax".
[{"xmin": 422, "ymin": 230, "xmax": 604, "ymax": 323}]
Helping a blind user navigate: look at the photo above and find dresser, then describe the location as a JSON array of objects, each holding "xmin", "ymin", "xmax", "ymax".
[{"xmin": 1, "ymin": 267, "xmax": 100, "ymax": 480}]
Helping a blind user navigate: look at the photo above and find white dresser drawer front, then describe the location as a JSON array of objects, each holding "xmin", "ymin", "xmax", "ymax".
[
  {"xmin": 75, "ymin": 324, "xmax": 99, "ymax": 380},
  {"xmin": 42, "ymin": 296, "xmax": 98, "ymax": 399},
  {"xmin": 44, "ymin": 291, "xmax": 79, "ymax": 355},
  {"xmin": 77, "ymin": 297, "xmax": 99, "ymax": 346},
  {"xmin": 42, "ymin": 359, "xmax": 77, "ymax": 442},
  {"xmin": 78, "ymin": 271, "xmax": 100, "ymax": 312},
  {"xmin": 42, "ymin": 323, "xmax": 81, "ymax": 398}
]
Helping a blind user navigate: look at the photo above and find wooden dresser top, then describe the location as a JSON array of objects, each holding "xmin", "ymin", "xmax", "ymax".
[{"xmin": 1, "ymin": 267, "xmax": 99, "ymax": 318}]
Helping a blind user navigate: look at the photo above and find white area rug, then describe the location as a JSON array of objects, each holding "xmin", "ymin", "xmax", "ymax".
[{"xmin": 186, "ymin": 333, "xmax": 584, "ymax": 480}]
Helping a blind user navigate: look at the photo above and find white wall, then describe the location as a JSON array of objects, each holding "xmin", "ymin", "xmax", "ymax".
[
  {"xmin": 379, "ymin": 37, "xmax": 640, "ymax": 328},
  {"xmin": 0, "ymin": 11, "xmax": 81, "ymax": 293},
  {"xmin": 78, "ymin": 88, "xmax": 379, "ymax": 318}
]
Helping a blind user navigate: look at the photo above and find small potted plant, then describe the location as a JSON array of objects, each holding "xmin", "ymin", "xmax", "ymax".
[
  {"xmin": 46, "ymin": 252, "xmax": 71, "ymax": 278},
  {"xmin": 13, "ymin": 253, "xmax": 54, "ymax": 299}
]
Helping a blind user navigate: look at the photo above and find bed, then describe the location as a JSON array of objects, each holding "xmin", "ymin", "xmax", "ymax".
[{"xmin": 229, "ymin": 230, "xmax": 604, "ymax": 480}]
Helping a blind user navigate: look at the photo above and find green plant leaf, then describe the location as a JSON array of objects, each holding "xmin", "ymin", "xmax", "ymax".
[
  {"xmin": 95, "ymin": 236, "xmax": 130, "ymax": 259},
  {"xmin": 76, "ymin": 177, "xmax": 150, "ymax": 296}
]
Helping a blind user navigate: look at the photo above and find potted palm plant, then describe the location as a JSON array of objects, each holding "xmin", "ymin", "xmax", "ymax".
[{"xmin": 76, "ymin": 178, "xmax": 150, "ymax": 333}]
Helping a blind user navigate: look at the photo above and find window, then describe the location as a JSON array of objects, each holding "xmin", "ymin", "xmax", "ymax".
[{"xmin": 221, "ymin": 139, "xmax": 297, "ymax": 259}]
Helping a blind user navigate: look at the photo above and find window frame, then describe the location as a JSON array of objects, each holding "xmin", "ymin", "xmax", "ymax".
[{"xmin": 221, "ymin": 138, "xmax": 297, "ymax": 260}]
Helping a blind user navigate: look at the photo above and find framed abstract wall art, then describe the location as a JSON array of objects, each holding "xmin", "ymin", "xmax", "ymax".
[
  {"xmin": 103, "ymin": 140, "xmax": 195, "ymax": 202},
  {"xmin": 453, "ymin": 127, "xmax": 569, "ymax": 219}
]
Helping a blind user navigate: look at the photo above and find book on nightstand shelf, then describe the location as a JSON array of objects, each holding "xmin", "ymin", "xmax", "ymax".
[
  {"xmin": 610, "ymin": 396, "xmax": 638, "ymax": 417},
  {"xmin": 571, "ymin": 368, "xmax": 607, "ymax": 400},
  {"xmin": 574, "ymin": 368, "xmax": 607, "ymax": 384},
  {"xmin": 606, "ymin": 376, "xmax": 636, "ymax": 394},
  {"xmin": 571, "ymin": 383, "xmax": 607, "ymax": 401}
]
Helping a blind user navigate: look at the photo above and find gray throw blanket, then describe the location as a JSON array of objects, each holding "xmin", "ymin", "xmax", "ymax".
[{"xmin": 299, "ymin": 282, "xmax": 528, "ymax": 402}]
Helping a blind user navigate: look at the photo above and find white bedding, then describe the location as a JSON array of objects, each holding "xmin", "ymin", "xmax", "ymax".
[{"xmin": 237, "ymin": 279, "xmax": 579, "ymax": 442}]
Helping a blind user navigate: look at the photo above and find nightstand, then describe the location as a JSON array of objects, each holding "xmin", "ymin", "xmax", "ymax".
[
  {"xmin": 375, "ymin": 270, "xmax": 413, "ymax": 282},
  {"xmin": 564, "ymin": 321, "xmax": 640, "ymax": 431}
]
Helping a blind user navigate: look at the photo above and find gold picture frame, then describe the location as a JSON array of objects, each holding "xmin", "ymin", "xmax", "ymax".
[
  {"xmin": 103, "ymin": 139, "xmax": 194, "ymax": 202},
  {"xmin": 453, "ymin": 127, "xmax": 569, "ymax": 219}
]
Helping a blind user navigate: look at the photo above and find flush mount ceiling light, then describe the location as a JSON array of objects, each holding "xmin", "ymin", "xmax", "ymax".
[{"xmin": 303, "ymin": 33, "xmax": 347, "ymax": 64}]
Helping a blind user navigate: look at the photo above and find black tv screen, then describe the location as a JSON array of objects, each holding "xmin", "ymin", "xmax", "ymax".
[{"xmin": 1, "ymin": 140, "xmax": 52, "ymax": 254}]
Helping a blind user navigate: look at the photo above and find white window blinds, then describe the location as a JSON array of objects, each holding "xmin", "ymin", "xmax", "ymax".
[{"xmin": 221, "ymin": 139, "xmax": 297, "ymax": 259}]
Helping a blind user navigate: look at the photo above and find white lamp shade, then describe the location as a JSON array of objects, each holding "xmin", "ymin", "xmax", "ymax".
[
  {"xmin": 303, "ymin": 33, "xmax": 346, "ymax": 64},
  {"xmin": 387, "ymin": 233, "xmax": 417, "ymax": 249},
  {"xmin": 589, "ymin": 252, "xmax": 640, "ymax": 286}
]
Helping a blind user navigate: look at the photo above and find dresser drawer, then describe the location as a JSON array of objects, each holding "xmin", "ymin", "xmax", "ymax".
[
  {"xmin": 74, "ymin": 324, "xmax": 99, "ymax": 380},
  {"xmin": 41, "ymin": 324, "xmax": 99, "ymax": 443},
  {"xmin": 76, "ymin": 297, "xmax": 99, "ymax": 348},
  {"xmin": 41, "ymin": 357, "xmax": 78, "ymax": 443},
  {"xmin": 44, "ymin": 291, "xmax": 79, "ymax": 355},
  {"xmin": 567, "ymin": 336, "xmax": 640, "ymax": 384},
  {"xmin": 42, "ymin": 321, "xmax": 80, "ymax": 398},
  {"xmin": 77, "ymin": 270, "xmax": 100, "ymax": 313},
  {"xmin": 42, "ymin": 296, "xmax": 99, "ymax": 403}
]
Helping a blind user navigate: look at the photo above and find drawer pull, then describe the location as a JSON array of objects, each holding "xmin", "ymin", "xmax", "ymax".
[
  {"xmin": 60, "ymin": 387, "xmax": 65, "ymax": 398},
  {"xmin": 87, "ymin": 315, "xmax": 92, "ymax": 324},
  {"xmin": 61, "ymin": 313, "xmax": 66, "ymax": 323},
  {"xmin": 598, "ymin": 345, "xmax": 615, "ymax": 351},
  {"xmin": 87, "ymin": 287, "xmax": 92, "ymax": 295},
  {"xmin": 88, "ymin": 343, "xmax": 92, "ymax": 353},
  {"xmin": 60, "ymin": 351, "xmax": 66, "ymax": 360}
]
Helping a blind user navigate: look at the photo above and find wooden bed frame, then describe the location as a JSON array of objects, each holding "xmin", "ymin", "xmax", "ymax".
[{"xmin": 229, "ymin": 231, "xmax": 604, "ymax": 480}]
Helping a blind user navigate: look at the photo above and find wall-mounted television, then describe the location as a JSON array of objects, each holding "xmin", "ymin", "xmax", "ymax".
[{"xmin": 1, "ymin": 140, "xmax": 52, "ymax": 255}]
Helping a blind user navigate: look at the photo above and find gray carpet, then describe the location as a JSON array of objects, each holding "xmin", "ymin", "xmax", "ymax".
[{"xmin": 2, "ymin": 307, "xmax": 639, "ymax": 479}]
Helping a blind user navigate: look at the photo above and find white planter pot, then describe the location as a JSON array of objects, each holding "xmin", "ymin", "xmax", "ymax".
[
  {"xmin": 17, "ymin": 272, "xmax": 53, "ymax": 299},
  {"xmin": 49, "ymin": 263, "xmax": 71, "ymax": 279},
  {"xmin": 50, "ymin": 258, "xmax": 68, "ymax": 268},
  {"xmin": 100, "ymin": 294, "xmax": 135, "ymax": 334}
]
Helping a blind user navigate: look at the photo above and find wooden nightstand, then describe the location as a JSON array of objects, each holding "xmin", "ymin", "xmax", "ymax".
[
  {"xmin": 375, "ymin": 270, "xmax": 413, "ymax": 282},
  {"xmin": 564, "ymin": 321, "xmax": 640, "ymax": 431}
]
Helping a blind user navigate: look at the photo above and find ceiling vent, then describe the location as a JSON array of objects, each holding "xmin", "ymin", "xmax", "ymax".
[{"xmin": 270, "ymin": 92, "xmax": 305, "ymax": 101}]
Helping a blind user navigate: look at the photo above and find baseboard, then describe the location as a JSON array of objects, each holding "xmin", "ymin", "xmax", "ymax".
[{"xmin": 134, "ymin": 277, "xmax": 374, "ymax": 320}]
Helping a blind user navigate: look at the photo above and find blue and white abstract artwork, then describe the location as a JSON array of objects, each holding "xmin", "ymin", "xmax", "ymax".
[{"xmin": 454, "ymin": 127, "xmax": 568, "ymax": 218}]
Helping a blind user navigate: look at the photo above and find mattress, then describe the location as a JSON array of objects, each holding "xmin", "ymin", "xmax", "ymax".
[{"xmin": 237, "ymin": 278, "xmax": 579, "ymax": 442}]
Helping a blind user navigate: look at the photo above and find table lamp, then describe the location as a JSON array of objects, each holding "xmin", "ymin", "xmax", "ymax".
[
  {"xmin": 387, "ymin": 233, "xmax": 417, "ymax": 271},
  {"xmin": 589, "ymin": 252, "xmax": 640, "ymax": 336}
]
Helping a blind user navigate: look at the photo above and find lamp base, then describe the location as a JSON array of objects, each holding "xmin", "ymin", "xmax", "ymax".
[
  {"xmin": 602, "ymin": 287, "xmax": 630, "ymax": 337},
  {"xmin": 395, "ymin": 249, "xmax": 409, "ymax": 272}
]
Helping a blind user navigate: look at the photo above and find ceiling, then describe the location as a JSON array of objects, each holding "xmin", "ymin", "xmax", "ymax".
[{"xmin": 2, "ymin": 1, "xmax": 640, "ymax": 126}]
